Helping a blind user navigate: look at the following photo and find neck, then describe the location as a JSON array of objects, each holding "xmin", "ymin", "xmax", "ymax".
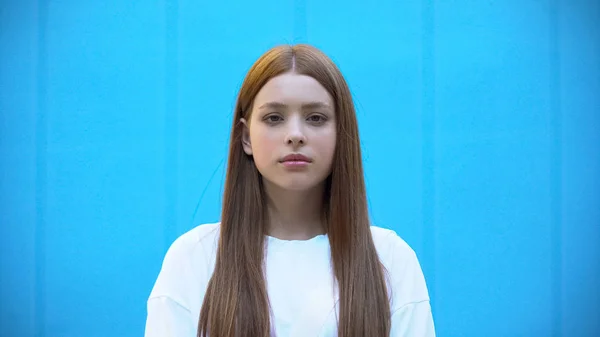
[{"xmin": 262, "ymin": 179, "xmax": 326, "ymax": 241}]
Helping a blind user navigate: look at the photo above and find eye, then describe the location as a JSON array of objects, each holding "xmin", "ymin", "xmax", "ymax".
[
  {"xmin": 264, "ymin": 114, "xmax": 283, "ymax": 124},
  {"xmin": 307, "ymin": 114, "xmax": 327, "ymax": 124}
]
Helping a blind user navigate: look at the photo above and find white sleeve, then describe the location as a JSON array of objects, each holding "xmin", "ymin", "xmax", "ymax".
[
  {"xmin": 390, "ymin": 301, "xmax": 436, "ymax": 337},
  {"xmin": 144, "ymin": 229, "xmax": 210, "ymax": 337},
  {"xmin": 385, "ymin": 230, "xmax": 436, "ymax": 336},
  {"xmin": 145, "ymin": 296, "xmax": 196, "ymax": 337}
]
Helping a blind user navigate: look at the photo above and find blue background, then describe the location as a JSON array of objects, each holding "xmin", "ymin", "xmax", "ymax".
[{"xmin": 1, "ymin": 0, "xmax": 599, "ymax": 336}]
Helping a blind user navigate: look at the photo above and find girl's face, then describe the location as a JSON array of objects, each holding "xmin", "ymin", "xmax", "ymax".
[{"xmin": 241, "ymin": 72, "xmax": 337, "ymax": 192}]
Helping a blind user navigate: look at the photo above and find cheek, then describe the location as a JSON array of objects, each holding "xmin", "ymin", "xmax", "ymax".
[
  {"xmin": 315, "ymin": 130, "xmax": 337, "ymax": 164},
  {"xmin": 250, "ymin": 127, "xmax": 279, "ymax": 166}
]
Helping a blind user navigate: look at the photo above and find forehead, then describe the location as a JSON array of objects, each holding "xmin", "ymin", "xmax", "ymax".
[{"xmin": 253, "ymin": 73, "xmax": 333, "ymax": 108}]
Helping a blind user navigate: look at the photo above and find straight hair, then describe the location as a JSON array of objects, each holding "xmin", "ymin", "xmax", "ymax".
[{"xmin": 198, "ymin": 44, "xmax": 391, "ymax": 337}]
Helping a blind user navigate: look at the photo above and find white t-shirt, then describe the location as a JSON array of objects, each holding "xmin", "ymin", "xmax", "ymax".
[{"xmin": 145, "ymin": 222, "xmax": 435, "ymax": 337}]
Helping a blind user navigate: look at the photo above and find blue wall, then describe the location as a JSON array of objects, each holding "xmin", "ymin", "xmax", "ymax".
[{"xmin": 1, "ymin": 0, "xmax": 598, "ymax": 336}]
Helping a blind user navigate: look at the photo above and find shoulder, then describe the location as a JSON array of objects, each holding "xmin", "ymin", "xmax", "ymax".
[
  {"xmin": 148, "ymin": 222, "xmax": 221, "ymax": 311},
  {"xmin": 160, "ymin": 222, "xmax": 220, "ymax": 270},
  {"xmin": 369, "ymin": 225, "xmax": 431, "ymax": 311},
  {"xmin": 172, "ymin": 222, "xmax": 220, "ymax": 249},
  {"xmin": 370, "ymin": 225, "xmax": 418, "ymax": 276},
  {"xmin": 370, "ymin": 225, "xmax": 415, "ymax": 259}
]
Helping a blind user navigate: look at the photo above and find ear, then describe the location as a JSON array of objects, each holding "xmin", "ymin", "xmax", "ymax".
[{"xmin": 240, "ymin": 118, "xmax": 253, "ymax": 155}]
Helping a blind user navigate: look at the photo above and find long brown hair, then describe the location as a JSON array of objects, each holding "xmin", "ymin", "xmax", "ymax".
[{"xmin": 198, "ymin": 44, "xmax": 391, "ymax": 337}]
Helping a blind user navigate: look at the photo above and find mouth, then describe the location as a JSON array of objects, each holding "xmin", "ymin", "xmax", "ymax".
[{"xmin": 279, "ymin": 154, "xmax": 312, "ymax": 163}]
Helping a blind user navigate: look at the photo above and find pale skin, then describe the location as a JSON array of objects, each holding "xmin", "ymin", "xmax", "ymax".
[{"xmin": 241, "ymin": 72, "xmax": 337, "ymax": 241}]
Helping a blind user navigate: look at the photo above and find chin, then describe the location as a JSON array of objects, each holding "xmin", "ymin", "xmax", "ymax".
[
  {"xmin": 277, "ymin": 182, "xmax": 320, "ymax": 192},
  {"xmin": 268, "ymin": 178, "xmax": 324, "ymax": 192}
]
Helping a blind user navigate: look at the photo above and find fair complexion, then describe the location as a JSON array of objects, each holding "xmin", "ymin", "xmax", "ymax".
[{"xmin": 241, "ymin": 72, "xmax": 336, "ymax": 240}]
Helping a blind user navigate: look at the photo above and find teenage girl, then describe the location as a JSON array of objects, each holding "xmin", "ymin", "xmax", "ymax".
[{"xmin": 145, "ymin": 44, "xmax": 435, "ymax": 337}]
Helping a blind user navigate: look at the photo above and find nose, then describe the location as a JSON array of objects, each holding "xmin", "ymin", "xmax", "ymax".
[{"xmin": 284, "ymin": 117, "xmax": 306, "ymax": 146}]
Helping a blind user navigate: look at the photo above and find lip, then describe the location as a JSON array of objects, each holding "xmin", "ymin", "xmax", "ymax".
[{"xmin": 280, "ymin": 153, "xmax": 312, "ymax": 163}]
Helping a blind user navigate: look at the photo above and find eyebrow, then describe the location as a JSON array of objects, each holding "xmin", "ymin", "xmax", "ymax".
[{"xmin": 257, "ymin": 101, "xmax": 332, "ymax": 110}]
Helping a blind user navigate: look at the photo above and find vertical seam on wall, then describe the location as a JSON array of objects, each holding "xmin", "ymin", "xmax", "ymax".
[
  {"xmin": 35, "ymin": 0, "xmax": 48, "ymax": 335},
  {"xmin": 164, "ymin": 0, "xmax": 179, "ymax": 249},
  {"xmin": 550, "ymin": 0, "xmax": 562, "ymax": 335},
  {"xmin": 293, "ymin": 0, "xmax": 307, "ymax": 43},
  {"xmin": 421, "ymin": 0, "xmax": 436, "ymax": 313}
]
